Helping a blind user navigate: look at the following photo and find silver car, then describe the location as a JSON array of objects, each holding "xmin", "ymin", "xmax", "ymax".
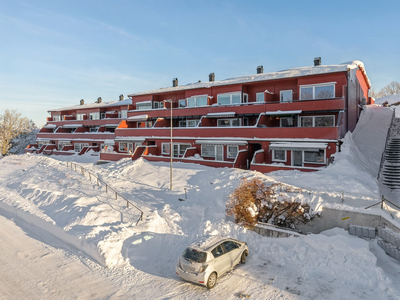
[{"xmin": 175, "ymin": 236, "xmax": 249, "ymax": 289}]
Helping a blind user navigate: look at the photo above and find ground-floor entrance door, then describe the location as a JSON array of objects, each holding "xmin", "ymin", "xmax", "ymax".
[
  {"xmin": 216, "ymin": 145, "xmax": 223, "ymax": 161},
  {"xmin": 292, "ymin": 151, "xmax": 303, "ymax": 166}
]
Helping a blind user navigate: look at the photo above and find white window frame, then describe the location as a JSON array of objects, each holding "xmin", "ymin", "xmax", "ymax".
[
  {"xmin": 299, "ymin": 115, "xmax": 335, "ymax": 127},
  {"xmin": 217, "ymin": 118, "xmax": 241, "ymax": 127},
  {"xmin": 119, "ymin": 142, "xmax": 134, "ymax": 153},
  {"xmin": 119, "ymin": 110, "xmax": 128, "ymax": 118},
  {"xmin": 162, "ymin": 143, "xmax": 170, "ymax": 154},
  {"xmin": 137, "ymin": 120, "xmax": 153, "ymax": 128},
  {"xmin": 303, "ymin": 149, "xmax": 326, "ymax": 164},
  {"xmin": 300, "ymin": 82, "xmax": 336, "ymax": 100},
  {"xmin": 179, "ymin": 119, "xmax": 200, "ymax": 127},
  {"xmin": 136, "ymin": 101, "xmax": 152, "ymax": 110},
  {"xmin": 53, "ymin": 115, "xmax": 61, "ymax": 121},
  {"xmin": 280, "ymin": 117, "xmax": 294, "ymax": 127},
  {"xmin": 256, "ymin": 92, "xmax": 264, "ymax": 102},
  {"xmin": 172, "ymin": 143, "xmax": 191, "ymax": 157},
  {"xmin": 201, "ymin": 144, "xmax": 224, "ymax": 161},
  {"xmin": 76, "ymin": 114, "xmax": 85, "ymax": 120},
  {"xmin": 272, "ymin": 149, "xmax": 287, "ymax": 162},
  {"xmin": 89, "ymin": 127, "xmax": 99, "ymax": 133},
  {"xmin": 153, "ymin": 101, "xmax": 163, "ymax": 109},
  {"xmin": 179, "ymin": 99, "xmax": 186, "ymax": 108},
  {"xmin": 217, "ymin": 92, "xmax": 246, "ymax": 105},
  {"xmin": 227, "ymin": 145, "xmax": 238, "ymax": 159},
  {"xmin": 90, "ymin": 112, "xmax": 100, "ymax": 120},
  {"xmin": 187, "ymin": 95, "xmax": 208, "ymax": 108},
  {"xmin": 74, "ymin": 143, "xmax": 88, "ymax": 153},
  {"xmin": 280, "ymin": 90, "xmax": 293, "ymax": 103}
]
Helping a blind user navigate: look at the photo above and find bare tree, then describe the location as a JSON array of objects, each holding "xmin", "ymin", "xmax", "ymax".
[
  {"xmin": 0, "ymin": 109, "xmax": 32, "ymax": 156},
  {"xmin": 380, "ymin": 81, "xmax": 400, "ymax": 97}
]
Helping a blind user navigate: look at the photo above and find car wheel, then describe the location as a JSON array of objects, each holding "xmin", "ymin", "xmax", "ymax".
[
  {"xmin": 241, "ymin": 251, "xmax": 247, "ymax": 264},
  {"xmin": 207, "ymin": 272, "xmax": 217, "ymax": 289}
]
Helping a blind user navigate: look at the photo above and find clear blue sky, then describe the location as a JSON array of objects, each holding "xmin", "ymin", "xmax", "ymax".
[{"xmin": 1, "ymin": 0, "xmax": 399, "ymax": 126}]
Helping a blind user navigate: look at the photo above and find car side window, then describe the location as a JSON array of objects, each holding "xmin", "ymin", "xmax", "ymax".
[
  {"xmin": 222, "ymin": 241, "xmax": 238, "ymax": 253},
  {"xmin": 211, "ymin": 245, "xmax": 225, "ymax": 258}
]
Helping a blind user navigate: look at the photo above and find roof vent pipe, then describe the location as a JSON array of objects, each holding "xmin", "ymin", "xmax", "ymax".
[
  {"xmin": 314, "ymin": 57, "xmax": 321, "ymax": 66},
  {"xmin": 172, "ymin": 78, "xmax": 178, "ymax": 87},
  {"xmin": 80, "ymin": 99, "xmax": 84, "ymax": 105},
  {"xmin": 257, "ymin": 65, "xmax": 264, "ymax": 74},
  {"xmin": 97, "ymin": 97, "xmax": 102, "ymax": 103},
  {"xmin": 119, "ymin": 94, "xmax": 124, "ymax": 101},
  {"xmin": 209, "ymin": 73, "xmax": 215, "ymax": 82}
]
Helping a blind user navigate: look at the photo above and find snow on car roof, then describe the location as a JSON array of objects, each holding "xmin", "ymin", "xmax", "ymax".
[{"xmin": 189, "ymin": 236, "xmax": 231, "ymax": 251}]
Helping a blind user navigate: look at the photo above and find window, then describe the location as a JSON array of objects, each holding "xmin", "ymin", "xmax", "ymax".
[
  {"xmin": 90, "ymin": 112, "xmax": 100, "ymax": 120},
  {"xmin": 217, "ymin": 92, "xmax": 243, "ymax": 105},
  {"xmin": 227, "ymin": 146, "xmax": 238, "ymax": 159},
  {"xmin": 162, "ymin": 143, "xmax": 170, "ymax": 154},
  {"xmin": 304, "ymin": 149, "xmax": 325, "ymax": 164},
  {"xmin": 74, "ymin": 143, "xmax": 88, "ymax": 152},
  {"xmin": 76, "ymin": 114, "xmax": 85, "ymax": 120},
  {"xmin": 300, "ymin": 115, "xmax": 335, "ymax": 127},
  {"xmin": 173, "ymin": 144, "xmax": 191, "ymax": 157},
  {"xmin": 53, "ymin": 115, "xmax": 61, "ymax": 121},
  {"xmin": 179, "ymin": 99, "xmax": 186, "ymax": 107},
  {"xmin": 280, "ymin": 90, "xmax": 293, "ymax": 102},
  {"xmin": 280, "ymin": 117, "xmax": 294, "ymax": 127},
  {"xmin": 211, "ymin": 245, "xmax": 225, "ymax": 258},
  {"xmin": 119, "ymin": 142, "xmax": 134, "ymax": 153},
  {"xmin": 136, "ymin": 101, "xmax": 152, "ymax": 110},
  {"xmin": 57, "ymin": 142, "xmax": 71, "ymax": 151},
  {"xmin": 153, "ymin": 101, "xmax": 163, "ymax": 109},
  {"xmin": 179, "ymin": 119, "xmax": 200, "ymax": 127},
  {"xmin": 89, "ymin": 127, "xmax": 99, "ymax": 133},
  {"xmin": 119, "ymin": 110, "xmax": 128, "ymax": 118},
  {"xmin": 201, "ymin": 144, "xmax": 223, "ymax": 161},
  {"xmin": 243, "ymin": 94, "xmax": 248, "ymax": 103},
  {"xmin": 100, "ymin": 113, "xmax": 106, "ymax": 119},
  {"xmin": 217, "ymin": 118, "xmax": 241, "ymax": 127},
  {"xmin": 137, "ymin": 120, "xmax": 153, "ymax": 128},
  {"xmin": 187, "ymin": 96, "xmax": 207, "ymax": 108},
  {"xmin": 222, "ymin": 241, "xmax": 238, "ymax": 252},
  {"xmin": 272, "ymin": 150, "xmax": 286, "ymax": 162},
  {"xmin": 300, "ymin": 83, "xmax": 335, "ymax": 100},
  {"xmin": 256, "ymin": 92, "xmax": 264, "ymax": 102}
]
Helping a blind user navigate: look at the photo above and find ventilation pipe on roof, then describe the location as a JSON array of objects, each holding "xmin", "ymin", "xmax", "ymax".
[
  {"xmin": 119, "ymin": 94, "xmax": 124, "ymax": 101},
  {"xmin": 97, "ymin": 97, "xmax": 102, "ymax": 103},
  {"xmin": 209, "ymin": 73, "xmax": 215, "ymax": 82},
  {"xmin": 80, "ymin": 99, "xmax": 84, "ymax": 105},
  {"xmin": 314, "ymin": 57, "xmax": 321, "ymax": 66},
  {"xmin": 257, "ymin": 65, "xmax": 264, "ymax": 74},
  {"xmin": 172, "ymin": 78, "xmax": 178, "ymax": 87}
]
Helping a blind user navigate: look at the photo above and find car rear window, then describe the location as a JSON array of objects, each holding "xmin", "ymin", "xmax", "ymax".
[{"xmin": 182, "ymin": 248, "xmax": 207, "ymax": 263}]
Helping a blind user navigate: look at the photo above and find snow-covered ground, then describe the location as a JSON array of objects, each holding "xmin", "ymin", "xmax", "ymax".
[{"xmin": 1, "ymin": 106, "xmax": 400, "ymax": 300}]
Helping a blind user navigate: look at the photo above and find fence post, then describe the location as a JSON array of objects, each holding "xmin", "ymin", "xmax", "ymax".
[
  {"xmin": 75, "ymin": 164, "xmax": 77, "ymax": 172},
  {"xmin": 89, "ymin": 173, "xmax": 91, "ymax": 182},
  {"xmin": 67, "ymin": 162, "xmax": 69, "ymax": 168},
  {"xmin": 81, "ymin": 166, "xmax": 84, "ymax": 175},
  {"xmin": 115, "ymin": 191, "xmax": 117, "ymax": 200},
  {"xmin": 106, "ymin": 184, "xmax": 108, "ymax": 193},
  {"xmin": 97, "ymin": 178, "xmax": 99, "ymax": 186},
  {"xmin": 342, "ymin": 191, "xmax": 344, "ymax": 203},
  {"xmin": 381, "ymin": 195, "xmax": 384, "ymax": 210},
  {"xmin": 127, "ymin": 201, "xmax": 129, "ymax": 208}
]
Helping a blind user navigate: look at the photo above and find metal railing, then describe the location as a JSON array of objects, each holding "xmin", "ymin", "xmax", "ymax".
[
  {"xmin": 66, "ymin": 161, "xmax": 143, "ymax": 225},
  {"xmin": 377, "ymin": 109, "xmax": 396, "ymax": 179},
  {"xmin": 365, "ymin": 195, "xmax": 400, "ymax": 220}
]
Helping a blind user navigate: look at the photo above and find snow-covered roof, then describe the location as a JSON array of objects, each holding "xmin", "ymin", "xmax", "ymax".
[
  {"xmin": 48, "ymin": 98, "xmax": 132, "ymax": 113},
  {"xmin": 128, "ymin": 61, "xmax": 369, "ymax": 97},
  {"xmin": 374, "ymin": 94, "xmax": 400, "ymax": 106},
  {"xmin": 114, "ymin": 137, "xmax": 146, "ymax": 142},
  {"xmin": 195, "ymin": 139, "xmax": 247, "ymax": 145},
  {"xmin": 206, "ymin": 112, "xmax": 236, "ymax": 118},
  {"xmin": 269, "ymin": 142, "xmax": 328, "ymax": 151}
]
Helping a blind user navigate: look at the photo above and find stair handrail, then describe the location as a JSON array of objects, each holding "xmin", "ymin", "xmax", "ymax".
[
  {"xmin": 66, "ymin": 161, "xmax": 143, "ymax": 225},
  {"xmin": 377, "ymin": 109, "xmax": 396, "ymax": 179}
]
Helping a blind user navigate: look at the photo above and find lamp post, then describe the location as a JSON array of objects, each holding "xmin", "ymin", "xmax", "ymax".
[{"xmin": 164, "ymin": 99, "xmax": 173, "ymax": 190}]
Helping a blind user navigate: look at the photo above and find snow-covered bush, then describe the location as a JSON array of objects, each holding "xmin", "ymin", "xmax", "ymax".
[{"xmin": 226, "ymin": 178, "xmax": 318, "ymax": 229}]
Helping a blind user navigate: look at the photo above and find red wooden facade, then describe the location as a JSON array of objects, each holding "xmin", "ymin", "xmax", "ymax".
[{"xmin": 30, "ymin": 60, "xmax": 371, "ymax": 173}]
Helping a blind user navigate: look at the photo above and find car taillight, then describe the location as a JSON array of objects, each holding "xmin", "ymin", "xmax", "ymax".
[{"xmin": 199, "ymin": 265, "xmax": 208, "ymax": 273}]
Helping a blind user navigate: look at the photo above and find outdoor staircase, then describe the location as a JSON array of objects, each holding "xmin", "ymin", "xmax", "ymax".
[{"xmin": 380, "ymin": 118, "xmax": 400, "ymax": 190}]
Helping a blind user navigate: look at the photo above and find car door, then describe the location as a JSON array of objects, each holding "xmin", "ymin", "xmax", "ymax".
[
  {"xmin": 222, "ymin": 241, "xmax": 242, "ymax": 267},
  {"xmin": 211, "ymin": 244, "xmax": 231, "ymax": 275}
]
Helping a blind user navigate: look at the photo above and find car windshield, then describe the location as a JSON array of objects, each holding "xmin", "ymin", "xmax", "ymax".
[{"xmin": 182, "ymin": 248, "xmax": 207, "ymax": 263}]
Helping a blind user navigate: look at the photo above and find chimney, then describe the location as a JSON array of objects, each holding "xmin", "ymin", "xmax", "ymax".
[
  {"xmin": 314, "ymin": 57, "xmax": 321, "ymax": 66},
  {"xmin": 119, "ymin": 94, "xmax": 124, "ymax": 101},
  {"xmin": 172, "ymin": 78, "xmax": 178, "ymax": 87},
  {"xmin": 97, "ymin": 97, "xmax": 102, "ymax": 103},
  {"xmin": 209, "ymin": 73, "xmax": 215, "ymax": 82},
  {"xmin": 257, "ymin": 65, "xmax": 264, "ymax": 74},
  {"xmin": 80, "ymin": 99, "xmax": 84, "ymax": 105}
]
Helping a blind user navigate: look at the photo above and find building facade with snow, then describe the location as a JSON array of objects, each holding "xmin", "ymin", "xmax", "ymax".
[
  {"xmin": 29, "ymin": 59, "xmax": 372, "ymax": 172},
  {"xmin": 27, "ymin": 95, "xmax": 131, "ymax": 156}
]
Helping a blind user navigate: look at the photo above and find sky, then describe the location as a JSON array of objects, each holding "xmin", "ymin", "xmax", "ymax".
[{"xmin": 1, "ymin": 0, "xmax": 400, "ymax": 126}]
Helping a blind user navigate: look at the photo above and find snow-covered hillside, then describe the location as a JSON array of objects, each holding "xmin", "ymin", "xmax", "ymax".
[{"xmin": 0, "ymin": 106, "xmax": 399, "ymax": 300}]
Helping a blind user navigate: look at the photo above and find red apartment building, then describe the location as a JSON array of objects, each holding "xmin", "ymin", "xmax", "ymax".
[{"xmin": 29, "ymin": 58, "xmax": 372, "ymax": 173}]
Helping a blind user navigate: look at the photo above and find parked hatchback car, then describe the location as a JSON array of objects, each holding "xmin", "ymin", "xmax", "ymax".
[{"xmin": 176, "ymin": 236, "xmax": 249, "ymax": 289}]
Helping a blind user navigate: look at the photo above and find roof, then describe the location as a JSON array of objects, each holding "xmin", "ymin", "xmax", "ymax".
[
  {"xmin": 48, "ymin": 98, "xmax": 132, "ymax": 113},
  {"xmin": 128, "ymin": 61, "xmax": 370, "ymax": 97},
  {"xmin": 189, "ymin": 236, "xmax": 235, "ymax": 251}
]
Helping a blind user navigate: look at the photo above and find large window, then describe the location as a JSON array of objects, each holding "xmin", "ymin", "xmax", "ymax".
[
  {"xmin": 300, "ymin": 115, "xmax": 335, "ymax": 127},
  {"xmin": 162, "ymin": 143, "xmax": 170, "ymax": 154},
  {"xmin": 137, "ymin": 120, "xmax": 153, "ymax": 128},
  {"xmin": 53, "ymin": 115, "xmax": 61, "ymax": 121},
  {"xmin": 90, "ymin": 112, "xmax": 100, "ymax": 120},
  {"xmin": 187, "ymin": 96, "xmax": 208, "ymax": 108},
  {"xmin": 300, "ymin": 83, "xmax": 335, "ymax": 100},
  {"xmin": 74, "ymin": 143, "xmax": 89, "ymax": 152},
  {"xmin": 272, "ymin": 150, "xmax": 286, "ymax": 162},
  {"xmin": 217, "ymin": 92, "xmax": 245, "ymax": 105},
  {"xmin": 217, "ymin": 118, "xmax": 241, "ymax": 127},
  {"xmin": 179, "ymin": 119, "xmax": 200, "ymax": 127},
  {"xmin": 173, "ymin": 144, "xmax": 191, "ymax": 157},
  {"xmin": 304, "ymin": 149, "xmax": 325, "ymax": 164},
  {"xmin": 76, "ymin": 114, "xmax": 85, "ymax": 120},
  {"xmin": 201, "ymin": 144, "xmax": 223, "ymax": 161},
  {"xmin": 280, "ymin": 90, "xmax": 293, "ymax": 102},
  {"xmin": 136, "ymin": 101, "xmax": 152, "ymax": 110},
  {"xmin": 119, "ymin": 142, "xmax": 135, "ymax": 153},
  {"xmin": 119, "ymin": 110, "xmax": 128, "ymax": 118},
  {"xmin": 153, "ymin": 101, "xmax": 163, "ymax": 109},
  {"xmin": 280, "ymin": 117, "xmax": 294, "ymax": 127},
  {"xmin": 256, "ymin": 93, "xmax": 264, "ymax": 102},
  {"xmin": 227, "ymin": 145, "xmax": 238, "ymax": 159}
]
